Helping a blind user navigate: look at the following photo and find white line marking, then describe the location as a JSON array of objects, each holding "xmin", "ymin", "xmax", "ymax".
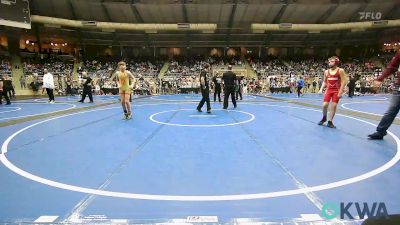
[
  {"xmin": 150, "ymin": 109, "xmax": 255, "ymax": 127},
  {"xmin": 0, "ymin": 103, "xmax": 77, "ymax": 121},
  {"xmin": 34, "ymin": 216, "xmax": 59, "ymax": 223},
  {"xmin": 189, "ymin": 115, "xmax": 217, "ymax": 118},
  {"xmin": 341, "ymin": 101, "xmax": 399, "ymax": 119},
  {"xmin": 1, "ymin": 103, "xmax": 399, "ymax": 201},
  {"xmin": 0, "ymin": 107, "xmax": 22, "ymax": 114}
]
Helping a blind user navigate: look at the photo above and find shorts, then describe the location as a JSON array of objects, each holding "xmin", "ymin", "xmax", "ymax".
[
  {"xmin": 119, "ymin": 89, "xmax": 131, "ymax": 95},
  {"xmin": 324, "ymin": 90, "xmax": 340, "ymax": 103}
]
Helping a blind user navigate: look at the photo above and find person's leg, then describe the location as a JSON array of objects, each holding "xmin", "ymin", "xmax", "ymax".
[
  {"xmin": 239, "ymin": 88, "xmax": 242, "ymax": 100},
  {"xmin": 205, "ymin": 90, "xmax": 211, "ymax": 112},
  {"xmin": 223, "ymin": 87, "xmax": 229, "ymax": 109},
  {"xmin": 326, "ymin": 93, "xmax": 340, "ymax": 128},
  {"xmin": 125, "ymin": 93, "xmax": 132, "ymax": 117},
  {"xmin": 319, "ymin": 91, "xmax": 331, "ymax": 125},
  {"xmin": 197, "ymin": 90, "xmax": 206, "ymax": 111},
  {"xmin": 318, "ymin": 102, "xmax": 329, "ymax": 125},
  {"xmin": 80, "ymin": 90, "xmax": 87, "ymax": 102},
  {"xmin": 328, "ymin": 103, "xmax": 338, "ymax": 124},
  {"xmin": 231, "ymin": 87, "xmax": 237, "ymax": 108},
  {"xmin": 50, "ymin": 89, "xmax": 55, "ymax": 101},
  {"xmin": 120, "ymin": 93, "xmax": 127, "ymax": 115},
  {"xmin": 214, "ymin": 90, "xmax": 217, "ymax": 102},
  {"xmin": 3, "ymin": 90, "xmax": 10, "ymax": 104},
  {"xmin": 46, "ymin": 88, "xmax": 51, "ymax": 101},
  {"xmin": 88, "ymin": 90, "xmax": 93, "ymax": 102},
  {"xmin": 218, "ymin": 88, "xmax": 221, "ymax": 102},
  {"xmin": 374, "ymin": 92, "xmax": 400, "ymax": 136}
]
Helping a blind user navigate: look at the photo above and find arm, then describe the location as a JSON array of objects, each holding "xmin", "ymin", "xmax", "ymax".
[
  {"xmin": 376, "ymin": 51, "xmax": 400, "ymax": 82},
  {"xmin": 50, "ymin": 75, "xmax": 55, "ymax": 89},
  {"xmin": 338, "ymin": 69, "xmax": 347, "ymax": 97},
  {"xmin": 127, "ymin": 71, "xmax": 136, "ymax": 89},
  {"xmin": 200, "ymin": 76, "xmax": 205, "ymax": 88}
]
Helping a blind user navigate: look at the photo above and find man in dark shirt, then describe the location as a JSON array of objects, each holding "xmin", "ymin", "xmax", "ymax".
[
  {"xmin": 78, "ymin": 72, "xmax": 94, "ymax": 103},
  {"xmin": 368, "ymin": 50, "xmax": 400, "ymax": 139},
  {"xmin": 222, "ymin": 65, "xmax": 237, "ymax": 109},
  {"xmin": 312, "ymin": 80, "xmax": 317, "ymax": 93},
  {"xmin": 212, "ymin": 73, "xmax": 222, "ymax": 102},
  {"xmin": 2, "ymin": 75, "xmax": 14, "ymax": 99},
  {"xmin": 65, "ymin": 74, "xmax": 73, "ymax": 96},
  {"xmin": 0, "ymin": 75, "xmax": 11, "ymax": 105},
  {"xmin": 236, "ymin": 76, "xmax": 243, "ymax": 101},
  {"xmin": 196, "ymin": 64, "xmax": 211, "ymax": 113},
  {"xmin": 348, "ymin": 74, "xmax": 359, "ymax": 98}
]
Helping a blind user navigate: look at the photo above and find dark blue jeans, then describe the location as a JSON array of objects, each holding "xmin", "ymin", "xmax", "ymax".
[
  {"xmin": 197, "ymin": 89, "xmax": 211, "ymax": 111},
  {"xmin": 376, "ymin": 90, "xmax": 400, "ymax": 135}
]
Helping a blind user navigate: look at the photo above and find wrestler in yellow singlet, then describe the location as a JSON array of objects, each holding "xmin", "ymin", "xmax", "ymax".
[
  {"xmin": 116, "ymin": 61, "xmax": 135, "ymax": 120},
  {"xmin": 117, "ymin": 71, "xmax": 131, "ymax": 94}
]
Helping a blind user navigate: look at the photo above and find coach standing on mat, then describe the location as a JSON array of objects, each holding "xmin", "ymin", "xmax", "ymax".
[
  {"xmin": 212, "ymin": 73, "xmax": 222, "ymax": 102},
  {"xmin": 196, "ymin": 64, "xmax": 211, "ymax": 113},
  {"xmin": 222, "ymin": 65, "xmax": 237, "ymax": 109},
  {"xmin": 368, "ymin": 50, "xmax": 400, "ymax": 140},
  {"xmin": 78, "ymin": 72, "xmax": 94, "ymax": 103},
  {"xmin": 0, "ymin": 75, "xmax": 11, "ymax": 105},
  {"xmin": 348, "ymin": 74, "xmax": 359, "ymax": 98},
  {"xmin": 42, "ymin": 68, "xmax": 55, "ymax": 103}
]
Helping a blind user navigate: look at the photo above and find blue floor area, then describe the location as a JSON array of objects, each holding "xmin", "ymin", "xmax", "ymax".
[{"xmin": 0, "ymin": 94, "xmax": 399, "ymax": 223}]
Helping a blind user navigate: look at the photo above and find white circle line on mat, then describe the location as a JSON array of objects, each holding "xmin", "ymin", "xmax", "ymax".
[
  {"xmin": 0, "ymin": 103, "xmax": 399, "ymax": 201},
  {"xmin": 0, "ymin": 107, "xmax": 22, "ymax": 114},
  {"xmin": 149, "ymin": 109, "xmax": 255, "ymax": 127}
]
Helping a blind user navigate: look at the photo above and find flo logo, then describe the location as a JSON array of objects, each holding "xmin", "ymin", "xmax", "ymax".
[
  {"xmin": 321, "ymin": 202, "xmax": 388, "ymax": 220},
  {"xmin": 359, "ymin": 12, "xmax": 382, "ymax": 20}
]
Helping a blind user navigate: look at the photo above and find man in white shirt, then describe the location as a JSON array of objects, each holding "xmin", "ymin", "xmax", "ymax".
[{"xmin": 42, "ymin": 68, "xmax": 55, "ymax": 103}]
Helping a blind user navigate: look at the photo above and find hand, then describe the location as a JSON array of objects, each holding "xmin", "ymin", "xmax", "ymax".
[
  {"xmin": 374, "ymin": 80, "xmax": 382, "ymax": 88},
  {"xmin": 338, "ymin": 92, "xmax": 343, "ymax": 98},
  {"xmin": 372, "ymin": 80, "xmax": 382, "ymax": 92},
  {"xmin": 318, "ymin": 89, "xmax": 323, "ymax": 94}
]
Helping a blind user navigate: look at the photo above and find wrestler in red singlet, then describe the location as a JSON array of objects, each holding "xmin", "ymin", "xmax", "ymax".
[
  {"xmin": 318, "ymin": 56, "xmax": 347, "ymax": 128},
  {"xmin": 323, "ymin": 67, "xmax": 342, "ymax": 103}
]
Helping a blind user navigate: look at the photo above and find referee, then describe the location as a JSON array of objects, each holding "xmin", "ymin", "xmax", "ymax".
[
  {"xmin": 0, "ymin": 75, "xmax": 11, "ymax": 105},
  {"xmin": 196, "ymin": 64, "xmax": 211, "ymax": 113},
  {"xmin": 78, "ymin": 72, "xmax": 94, "ymax": 103},
  {"xmin": 222, "ymin": 65, "xmax": 237, "ymax": 109}
]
